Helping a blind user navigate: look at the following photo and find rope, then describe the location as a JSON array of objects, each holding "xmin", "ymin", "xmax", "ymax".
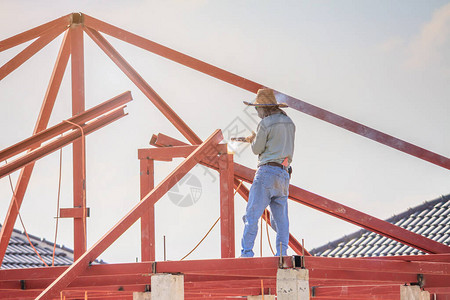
[
  {"xmin": 52, "ymin": 145, "xmax": 63, "ymax": 266},
  {"xmin": 180, "ymin": 180, "xmax": 244, "ymax": 260},
  {"xmin": 63, "ymin": 120, "xmax": 87, "ymax": 246},
  {"xmin": 5, "ymin": 160, "xmax": 49, "ymax": 267}
]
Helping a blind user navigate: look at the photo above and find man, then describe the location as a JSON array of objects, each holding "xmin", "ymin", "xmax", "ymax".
[{"xmin": 239, "ymin": 88, "xmax": 295, "ymax": 257}]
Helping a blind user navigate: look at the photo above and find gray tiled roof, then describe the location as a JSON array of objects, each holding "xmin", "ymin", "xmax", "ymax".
[
  {"xmin": 0, "ymin": 225, "xmax": 74, "ymax": 269},
  {"xmin": 310, "ymin": 194, "xmax": 450, "ymax": 257}
]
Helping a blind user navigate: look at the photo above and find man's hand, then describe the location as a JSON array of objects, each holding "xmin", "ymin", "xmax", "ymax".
[
  {"xmin": 245, "ymin": 131, "xmax": 256, "ymax": 143},
  {"xmin": 231, "ymin": 131, "xmax": 256, "ymax": 143}
]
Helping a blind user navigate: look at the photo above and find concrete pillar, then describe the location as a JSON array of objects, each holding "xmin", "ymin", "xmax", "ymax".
[
  {"xmin": 133, "ymin": 292, "xmax": 151, "ymax": 300},
  {"xmin": 276, "ymin": 268, "xmax": 309, "ymax": 300},
  {"xmin": 420, "ymin": 290, "xmax": 430, "ymax": 300},
  {"xmin": 151, "ymin": 273, "xmax": 184, "ymax": 300},
  {"xmin": 400, "ymin": 285, "xmax": 422, "ymax": 300},
  {"xmin": 247, "ymin": 295, "xmax": 275, "ymax": 300}
]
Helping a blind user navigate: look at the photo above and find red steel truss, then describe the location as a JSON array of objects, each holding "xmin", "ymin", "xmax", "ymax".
[{"xmin": 0, "ymin": 12, "xmax": 449, "ymax": 299}]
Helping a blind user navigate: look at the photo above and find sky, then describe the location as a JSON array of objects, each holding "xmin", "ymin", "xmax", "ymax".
[{"xmin": 0, "ymin": 0, "xmax": 449, "ymax": 263}]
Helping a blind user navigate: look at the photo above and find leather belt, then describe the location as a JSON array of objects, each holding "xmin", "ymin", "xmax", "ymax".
[{"xmin": 261, "ymin": 162, "xmax": 286, "ymax": 170}]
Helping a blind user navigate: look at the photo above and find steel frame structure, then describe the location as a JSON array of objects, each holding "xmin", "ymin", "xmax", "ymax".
[{"xmin": 0, "ymin": 12, "xmax": 449, "ymax": 299}]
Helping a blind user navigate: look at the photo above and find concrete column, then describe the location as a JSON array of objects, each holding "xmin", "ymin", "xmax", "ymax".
[
  {"xmin": 247, "ymin": 295, "xmax": 275, "ymax": 300},
  {"xmin": 133, "ymin": 292, "xmax": 151, "ymax": 300},
  {"xmin": 276, "ymin": 268, "xmax": 309, "ymax": 300},
  {"xmin": 400, "ymin": 285, "xmax": 422, "ymax": 300},
  {"xmin": 151, "ymin": 273, "xmax": 184, "ymax": 300},
  {"xmin": 420, "ymin": 290, "xmax": 430, "ymax": 300}
]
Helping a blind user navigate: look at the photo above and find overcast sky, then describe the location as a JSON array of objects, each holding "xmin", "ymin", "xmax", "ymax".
[{"xmin": 0, "ymin": 0, "xmax": 449, "ymax": 263}]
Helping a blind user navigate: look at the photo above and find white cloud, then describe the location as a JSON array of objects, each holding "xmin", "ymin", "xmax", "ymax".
[{"xmin": 406, "ymin": 2, "xmax": 450, "ymax": 68}]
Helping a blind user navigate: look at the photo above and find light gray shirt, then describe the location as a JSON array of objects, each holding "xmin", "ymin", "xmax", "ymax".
[{"xmin": 251, "ymin": 112, "xmax": 295, "ymax": 167}]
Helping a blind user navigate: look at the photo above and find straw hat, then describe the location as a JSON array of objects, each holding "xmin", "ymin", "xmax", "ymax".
[{"xmin": 243, "ymin": 88, "xmax": 288, "ymax": 108}]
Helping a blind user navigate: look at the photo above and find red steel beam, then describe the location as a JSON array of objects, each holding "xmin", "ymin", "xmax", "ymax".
[
  {"xmin": 83, "ymin": 14, "xmax": 449, "ymax": 170},
  {"xmin": 70, "ymin": 21, "xmax": 87, "ymax": 260},
  {"xmin": 0, "ymin": 25, "xmax": 68, "ymax": 81},
  {"xmin": 139, "ymin": 158, "xmax": 155, "ymax": 261},
  {"xmin": 83, "ymin": 26, "xmax": 202, "ymax": 145},
  {"xmin": 0, "ymin": 30, "xmax": 71, "ymax": 265},
  {"xmin": 363, "ymin": 253, "xmax": 450, "ymax": 262},
  {"xmin": 0, "ymin": 14, "xmax": 71, "ymax": 53},
  {"xmin": 304, "ymin": 256, "xmax": 450, "ymax": 275},
  {"xmin": 311, "ymin": 285, "xmax": 400, "ymax": 298},
  {"xmin": 150, "ymin": 133, "xmax": 188, "ymax": 147},
  {"xmin": 2, "ymin": 258, "xmax": 449, "ymax": 296},
  {"xmin": 0, "ymin": 91, "xmax": 132, "ymax": 162},
  {"xmin": 36, "ymin": 129, "xmax": 223, "ymax": 299},
  {"xmin": 0, "ymin": 108, "xmax": 127, "ymax": 179},
  {"xmin": 218, "ymin": 153, "xmax": 235, "ymax": 258}
]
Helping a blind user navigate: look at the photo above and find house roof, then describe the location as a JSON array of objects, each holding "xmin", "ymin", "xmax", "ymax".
[
  {"xmin": 0, "ymin": 225, "xmax": 74, "ymax": 269},
  {"xmin": 310, "ymin": 194, "xmax": 450, "ymax": 257}
]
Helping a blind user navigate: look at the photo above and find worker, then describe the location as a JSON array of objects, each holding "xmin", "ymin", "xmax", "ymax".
[{"xmin": 236, "ymin": 88, "xmax": 295, "ymax": 257}]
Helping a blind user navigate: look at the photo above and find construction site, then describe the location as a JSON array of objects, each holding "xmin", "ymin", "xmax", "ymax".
[{"xmin": 0, "ymin": 7, "xmax": 449, "ymax": 300}]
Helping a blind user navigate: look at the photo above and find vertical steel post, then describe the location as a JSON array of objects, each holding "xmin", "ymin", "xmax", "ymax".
[
  {"xmin": 70, "ymin": 15, "xmax": 87, "ymax": 260},
  {"xmin": 140, "ymin": 158, "xmax": 155, "ymax": 261},
  {"xmin": 219, "ymin": 153, "xmax": 235, "ymax": 258}
]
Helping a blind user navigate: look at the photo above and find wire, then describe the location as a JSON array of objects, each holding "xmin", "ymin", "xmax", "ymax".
[
  {"xmin": 180, "ymin": 217, "xmax": 220, "ymax": 261},
  {"xmin": 52, "ymin": 145, "xmax": 63, "ymax": 266},
  {"xmin": 180, "ymin": 180, "xmax": 244, "ymax": 260},
  {"xmin": 5, "ymin": 160, "xmax": 49, "ymax": 267},
  {"xmin": 63, "ymin": 120, "xmax": 87, "ymax": 247}
]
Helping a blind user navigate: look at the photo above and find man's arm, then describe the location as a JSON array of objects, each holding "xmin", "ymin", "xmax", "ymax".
[{"xmin": 251, "ymin": 123, "xmax": 268, "ymax": 155}]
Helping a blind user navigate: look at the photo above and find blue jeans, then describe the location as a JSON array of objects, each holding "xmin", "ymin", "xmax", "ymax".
[{"xmin": 241, "ymin": 165, "xmax": 290, "ymax": 257}]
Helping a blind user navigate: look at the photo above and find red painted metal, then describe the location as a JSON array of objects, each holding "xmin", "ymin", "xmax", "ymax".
[
  {"xmin": 219, "ymin": 153, "xmax": 235, "ymax": 258},
  {"xmin": 36, "ymin": 130, "xmax": 223, "ymax": 300},
  {"xmin": 0, "ymin": 25, "xmax": 68, "ymax": 81},
  {"xmin": 70, "ymin": 22, "xmax": 87, "ymax": 260},
  {"xmin": 305, "ymin": 256, "xmax": 450, "ymax": 275},
  {"xmin": 83, "ymin": 14, "xmax": 449, "ymax": 170},
  {"xmin": 0, "ymin": 30, "xmax": 71, "ymax": 265},
  {"xmin": 3, "ymin": 257, "xmax": 448, "ymax": 283},
  {"xmin": 149, "ymin": 133, "xmax": 188, "ymax": 147},
  {"xmin": 59, "ymin": 207, "xmax": 90, "ymax": 219},
  {"xmin": 0, "ymin": 108, "xmax": 127, "ymax": 179},
  {"xmin": 364, "ymin": 253, "xmax": 450, "ymax": 262},
  {"xmin": 2, "ymin": 256, "xmax": 450, "ymax": 298},
  {"xmin": 311, "ymin": 285, "xmax": 401, "ymax": 298},
  {"xmin": 138, "ymin": 146, "xmax": 198, "ymax": 161},
  {"xmin": 0, "ymin": 91, "xmax": 132, "ymax": 162},
  {"xmin": 140, "ymin": 158, "xmax": 155, "ymax": 261},
  {"xmin": 84, "ymin": 26, "xmax": 202, "ymax": 145},
  {"xmin": 0, "ymin": 15, "xmax": 71, "ymax": 52}
]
